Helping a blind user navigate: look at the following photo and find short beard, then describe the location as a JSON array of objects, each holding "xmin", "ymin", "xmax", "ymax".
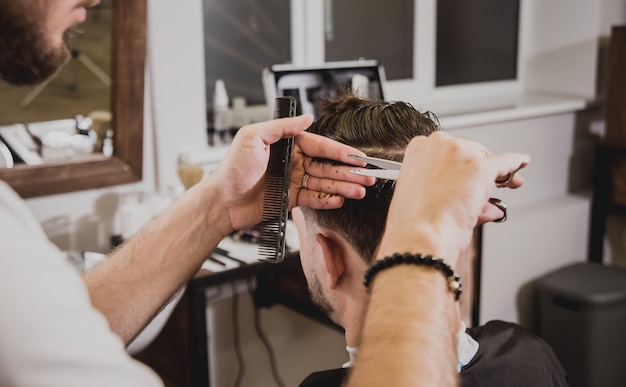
[
  {"xmin": 0, "ymin": 2, "xmax": 71, "ymax": 86},
  {"xmin": 307, "ymin": 270, "xmax": 335, "ymax": 317}
]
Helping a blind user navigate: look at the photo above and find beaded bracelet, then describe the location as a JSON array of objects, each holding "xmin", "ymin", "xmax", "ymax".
[{"xmin": 363, "ymin": 253, "xmax": 463, "ymax": 301}]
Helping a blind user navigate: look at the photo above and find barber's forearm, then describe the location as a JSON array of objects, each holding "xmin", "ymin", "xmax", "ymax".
[
  {"xmin": 83, "ymin": 180, "xmax": 229, "ymax": 344},
  {"xmin": 347, "ymin": 224, "xmax": 461, "ymax": 387},
  {"xmin": 345, "ymin": 265, "xmax": 459, "ymax": 387}
]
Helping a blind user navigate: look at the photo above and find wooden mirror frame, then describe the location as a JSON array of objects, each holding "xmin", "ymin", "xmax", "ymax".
[{"xmin": 0, "ymin": 0, "xmax": 146, "ymax": 198}]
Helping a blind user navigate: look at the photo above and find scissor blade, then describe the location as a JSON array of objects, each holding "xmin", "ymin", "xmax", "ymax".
[
  {"xmin": 349, "ymin": 154, "xmax": 402, "ymax": 170},
  {"xmin": 350, "ymin": 168, "xmax": 399, "ymax": 180}
]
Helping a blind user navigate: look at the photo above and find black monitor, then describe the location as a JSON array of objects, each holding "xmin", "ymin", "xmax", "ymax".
[{"xmin": 262, "ymin": 60, "xmax": 386, "ymax": 118}]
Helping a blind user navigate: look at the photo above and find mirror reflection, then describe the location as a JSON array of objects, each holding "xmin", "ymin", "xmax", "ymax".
[{"xmin": 0, "ymin": 2, "xmax": 112, "ymax": 167}]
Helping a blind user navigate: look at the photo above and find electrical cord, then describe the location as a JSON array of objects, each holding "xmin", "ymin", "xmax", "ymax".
[
  {"xmin": 231, "ymin": 282, "xmax": 245, "ymax": 387},
  {"xmin": 247, "ymin": 278, "xmax": 286, "ymax": 387}
]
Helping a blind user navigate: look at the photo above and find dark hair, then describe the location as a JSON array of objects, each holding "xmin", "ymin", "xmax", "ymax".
[{"xmin": 302, "ymin": 93, "xmax": 441, "ymax": 264}]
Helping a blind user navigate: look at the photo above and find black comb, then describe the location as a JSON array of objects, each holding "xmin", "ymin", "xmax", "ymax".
[{"xmin": 257, "ymin": 96, "xmax": 297, "ymax": 263}]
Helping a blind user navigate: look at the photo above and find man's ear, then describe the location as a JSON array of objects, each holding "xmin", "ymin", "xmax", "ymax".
[{"xmin": 314, "ymin": 232, "xmax": 346, "ymax": 290}]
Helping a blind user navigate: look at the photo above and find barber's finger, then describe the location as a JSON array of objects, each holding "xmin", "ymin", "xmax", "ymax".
[
  {"xmin": 296, "ymin": 175, "xmax": 368, "ymax": 200},
  {"xmin": 450, "ymin": 136, "xmax": 529, "ymax": 182},
  {"xmin": 492, "ymin": 153, "xmax": 531, "ymax": 189},
  {"xmin": 477, "ymin": 200, "xmax": 507, "ymax": 225},
  {"xmin": 295, "ymin": 131, "xmax": 370, "ymax": 166},
  {"xmin": 303, "ymin": 158, "xmax": 376, "ymax": 186},
  {"xmin": 294, "ymin": 191, "xmax": 346, "ymax": 210},
  {"xmin": 241, "ymin": 114, "xmax": 314, "ymax": 145}
]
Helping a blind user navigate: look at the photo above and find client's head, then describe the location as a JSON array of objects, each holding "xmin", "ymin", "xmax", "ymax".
[{"xmin": 292, "ymin": 92, "xmax": 440, "ymax": 342}]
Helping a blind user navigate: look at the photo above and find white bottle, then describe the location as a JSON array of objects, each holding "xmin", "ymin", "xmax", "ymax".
[{"xmin": 213, "ymin": 79, "xmax": 230, "ymax": 146}]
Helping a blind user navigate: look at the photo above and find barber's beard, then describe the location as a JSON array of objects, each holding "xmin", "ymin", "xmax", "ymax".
[
  {"xmin": 0, "ymin": 2, "xmax": 70, "ymax": 86},
  {"xmin": 307, "ymin": 271, "xmax": 335, "ymax": 317}
]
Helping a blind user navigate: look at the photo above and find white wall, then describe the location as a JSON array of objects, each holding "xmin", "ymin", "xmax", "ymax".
[
  {"xmin": 599, "ymin": 0, "xmax": 626, "ymax": 37},
  {"xmin": 448, "ymin": 113, "xmax": 591, "ymax": 328},
  {"xmin": 146, "ymin": 0, "xmax": 208, "ymax": 193},
  {"xmin": 522, "ymin": 0, "xmax": 626, "ymax": 99},
  {"xmin": 522, "ymin": 0, "xmax": 601, "ymax": 98}
]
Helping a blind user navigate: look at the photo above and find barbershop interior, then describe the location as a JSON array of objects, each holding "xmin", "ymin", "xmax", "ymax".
[{"xmin": 2, "ymin": 0, "xmax": 626, "ymax": 386}]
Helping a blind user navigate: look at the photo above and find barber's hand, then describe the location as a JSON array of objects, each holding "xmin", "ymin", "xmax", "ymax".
[
  {"xmin": 377, "ymin": 131, "xmax": 530, "ymax": 267},
  {"xmin": 290, "ymin": 130, "xmax": 375, "ymax": 210},
  {"xmin": 207, "ymin": 115, "xmax": 374, "ymax": 234}
]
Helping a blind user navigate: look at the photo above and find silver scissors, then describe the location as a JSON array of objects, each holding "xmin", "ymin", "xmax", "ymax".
[
  {"xmin": 350, "ymin": 154, "xmax": 525, "ymax": 186},
  {"xmin": 348, "ymin": 154, "xmax": 508, "ymax": 222},
  {"xmin": 349, "ymin": 154, "xmax": 401, "ymax": 180}
]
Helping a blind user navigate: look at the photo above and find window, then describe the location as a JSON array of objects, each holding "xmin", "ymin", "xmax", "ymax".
[
  {"xmin": 202, "ymin": 0, "xmax": 522, "ymax": 109},
  {"xmin": 436, "ymin": 0, "xmax": 520, "ymax": 86},
  {"xmin": 323, "ymin": 0, "xmax": 414, "ymax": 80},
  {"xmin": 203, "ymin": 0, "xmax": 291, "ymax": 105}
]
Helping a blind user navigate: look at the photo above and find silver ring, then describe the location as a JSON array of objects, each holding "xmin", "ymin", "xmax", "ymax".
[
  {"xmin": 489, "ymin": 197, "xmax": 507, "ymax": 223},
  {"xmin": 302, "ymin": 173, "xmax": 310, "ymax": 190}
]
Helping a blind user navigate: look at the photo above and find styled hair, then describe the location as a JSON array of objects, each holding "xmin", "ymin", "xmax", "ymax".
[{"xmin": 302, "ymin": 93, "xmax": 441, "ymax": 264}]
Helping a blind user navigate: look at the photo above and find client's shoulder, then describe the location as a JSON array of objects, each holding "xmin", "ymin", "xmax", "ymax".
[
  {"xmin": 468, "ymin": 319, "xmax": 535, "ymax": 337},
  {"xmin": 468, "ymin": 319, "xmax": 550, "ymax": 349},
  {"xmin": 462, "ymin": 320, "xmax": 568, "ymax": 386}
]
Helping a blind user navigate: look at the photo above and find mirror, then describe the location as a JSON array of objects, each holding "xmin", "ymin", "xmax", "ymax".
[{"xmin": 0, "ymin": 0, "xmax": 146, "ymax": 198}]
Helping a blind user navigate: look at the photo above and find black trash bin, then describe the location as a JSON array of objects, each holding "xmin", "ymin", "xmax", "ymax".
[{"xmin": 536, "ymin": 262, "xmax": 626, "ymax": 387}]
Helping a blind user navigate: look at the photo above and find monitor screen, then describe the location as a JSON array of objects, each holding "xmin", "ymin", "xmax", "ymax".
[{"xmin": 262, "ymin": 60, "xmax": 386, "ymax": 118}]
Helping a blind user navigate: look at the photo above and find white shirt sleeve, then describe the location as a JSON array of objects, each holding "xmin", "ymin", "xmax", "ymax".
[{"xmin": 0, "ymin": 182, "xmax": 163, "ymax": 387}]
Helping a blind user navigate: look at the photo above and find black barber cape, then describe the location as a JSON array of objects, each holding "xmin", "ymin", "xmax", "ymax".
[{"xmin": 299, "ymin": 320, "xmax": 568, "ymax": 387}]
